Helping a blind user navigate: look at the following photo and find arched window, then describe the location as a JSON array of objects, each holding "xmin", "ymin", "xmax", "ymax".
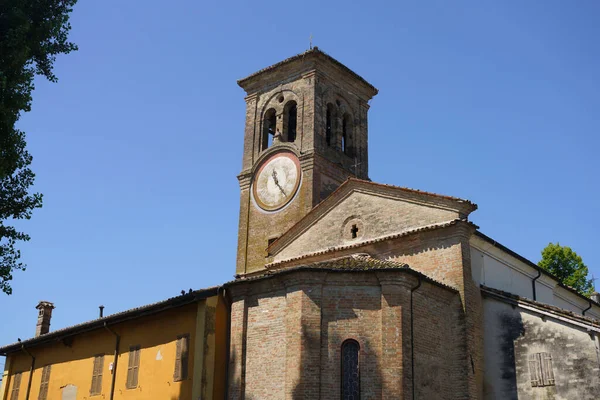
[
  {"xmin": 341, "ymin": 339, "xmax": 360, "ymax": 400},
  {"xmin": 283, "ymin": 101, "xmax": 297, "ymax": 142},
  {"xmin": 326, "ymin": 103, "xmax": 336, "ymax": 147},
  {"xmin": 262, "ymin": 108, "xmax": 276, "ymax": 151},
  {"xmin": 342, "ymin": 113, "xmax": 353, "ymax": 157}
]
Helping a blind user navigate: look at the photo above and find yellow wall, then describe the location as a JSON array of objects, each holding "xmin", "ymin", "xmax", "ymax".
[{"xmin": 1, "ymin": 295, "xmax": 228, "ymax": 400}]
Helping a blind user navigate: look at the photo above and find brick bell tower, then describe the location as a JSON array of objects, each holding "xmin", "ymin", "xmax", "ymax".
[{"xmin": 236, "ymin": 48, "xmax": 378, "ymax": 276}]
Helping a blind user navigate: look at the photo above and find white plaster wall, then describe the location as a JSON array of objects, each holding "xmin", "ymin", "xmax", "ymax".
[{"xmin": 470, "ymin": 237, "xmax": 600, "ymax": 319}]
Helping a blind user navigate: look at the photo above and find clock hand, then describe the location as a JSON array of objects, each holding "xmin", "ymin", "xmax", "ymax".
[{"xmin": 272, "ymin": 170, "xmax": 287, "ymax": 197}]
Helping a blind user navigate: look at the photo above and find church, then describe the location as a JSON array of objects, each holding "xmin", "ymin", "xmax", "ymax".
[{"xmin": 1, "ymin": 48, "xmax": 600, "ymax": 400}]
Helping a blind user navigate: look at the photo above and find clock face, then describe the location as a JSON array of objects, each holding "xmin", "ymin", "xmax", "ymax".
[{"xmin": 252, "ymin": 152, "xmax": 301, "ymax": 211}]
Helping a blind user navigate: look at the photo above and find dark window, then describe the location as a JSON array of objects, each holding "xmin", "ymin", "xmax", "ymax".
[
  {"xmin": 284, "ymin": 101, "xmax": 297, "ymax": 142},
  {"xmin": 10, "ymin": 372, "xmax": 22, "ymax": 400},
  {"xmin": 38, "ymin": 365, "xmax": 51, "ymax": 400},
  {"xmin": 326, "ymin": 103, "xmax": 335, "ymax": 147},
  {"xmin": 341, "ymin": 339, "xmax": 360, "ymax": 400},
  {"xmin": 126, "ymin": 345, "xmax": 141, "ymax": 389},
  {"xmin": 262, "ymin": 108, "xmax": 277, "ymax": 151},
  {"xmin": 90, "ymin": 354, "xmax": 105, "ymax": 396},
  {"xmin": 174, "ymin": 334, "xmax": 190, "ymax": 382},
  {"xmin": 342, "ymin": 113, "xmax": 353, "ymax": 157},
  {"xmin": 529, "ymin": 352, "xmax": 555, "ymax": 387}
]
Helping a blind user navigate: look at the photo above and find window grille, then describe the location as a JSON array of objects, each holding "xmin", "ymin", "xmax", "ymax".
[{"xmin": 341, "ymin": 339, "xmax": 360, "ymax": 400}]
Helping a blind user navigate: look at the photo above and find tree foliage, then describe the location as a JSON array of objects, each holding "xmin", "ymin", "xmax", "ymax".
[
  {"xmin": 538, "ymin": 242, "xmax": 595, "ymax": 297},
  {"xmin": 0, "ymin": 0, "xmax": 78, "ymax": 294}
]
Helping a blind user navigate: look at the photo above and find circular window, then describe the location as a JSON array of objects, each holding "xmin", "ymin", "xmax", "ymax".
[{"xmin": 342, "ymin": 217, "xmax": 364, "ymax": 241}]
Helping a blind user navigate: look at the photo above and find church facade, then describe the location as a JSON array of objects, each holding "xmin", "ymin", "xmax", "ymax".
[
  {"xmin": 226, "ymin": 48, "xmax": 600, "ymax": 400},
  {"xmin": 1, "ymin": 48, "xmax": 600, "ymax": 400}
]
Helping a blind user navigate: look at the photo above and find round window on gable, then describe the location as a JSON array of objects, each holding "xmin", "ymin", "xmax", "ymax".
[
  {"xmin": 278, "ymin": 95, "xmax": 284, "ymax": 103},
  {"xmin": 342, "ymin": 217, "xmax": 364, "ymax": 241}
]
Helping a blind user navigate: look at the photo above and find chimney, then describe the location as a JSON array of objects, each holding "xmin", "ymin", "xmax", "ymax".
[
  {"xmin": 35, "ymin": 301, "xmax": 55, "ymax": 337},
  {"xmin": 99, "ymin": 305, "xmax": 104, "ymax": 318},
  {"xmin": 592, "ymin": 293, "xmax": 600, "ymax": 304}
]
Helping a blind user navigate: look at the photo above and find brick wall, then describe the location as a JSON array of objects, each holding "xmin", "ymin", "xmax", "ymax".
[{"xmin": 227, "ymin": 268, "xmax": 464, "ymax": 399}]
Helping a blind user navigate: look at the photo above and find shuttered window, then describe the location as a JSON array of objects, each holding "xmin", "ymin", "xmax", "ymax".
[
  {"xmin": 529, "ymin": 352, "xmax": 555, "ymax": 387},
  {"xmin": 38, "ymin": 365, "xmax": 52, "ymax": 400},
  {"xmin": 10, "ymin": 372, "xmax": 22, "ymax": 400},
  {"xmin": 174, "ymin": 334, "xmax": 190, "ymax": 382},
  {"xmin": 90, "ymin": 354, "xmax": 105, "ymax": 395},
  {"xmin": 126, "ymin": 345, "xmax": 141, "ymax": 389}
]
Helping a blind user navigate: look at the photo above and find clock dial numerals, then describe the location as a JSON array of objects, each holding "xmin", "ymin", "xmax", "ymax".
[{"xmin": 253, "ymin": 152, "xmax": 301, "ymax": 211}]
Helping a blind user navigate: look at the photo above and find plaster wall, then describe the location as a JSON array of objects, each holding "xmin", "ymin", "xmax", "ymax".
[
  {"xmin": 470, "ymin": 238, "xmax": 600, "ymax": 320},
  {"xmin": 1, "ymin": 297, "xmax": 227, "ymax": 400},
  {"xmin": 483, "ymin": 295, "xmax": 600, "ymax": 400}
]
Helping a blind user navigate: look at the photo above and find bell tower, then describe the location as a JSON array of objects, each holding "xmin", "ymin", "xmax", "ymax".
[{"xmin": 236, "ymin": 48, "xmax": 378, "ymax": 276}]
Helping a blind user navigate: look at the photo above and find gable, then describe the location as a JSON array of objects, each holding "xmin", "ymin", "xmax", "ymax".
[{"xmin": 269, "ymin": 182, "xmax": 472, "ymax": 263}]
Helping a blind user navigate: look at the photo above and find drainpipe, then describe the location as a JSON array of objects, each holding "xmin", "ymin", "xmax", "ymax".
[
  {"xmin": 410, "ymin": 275, "xmax": 422, "ymax": 400},
  {"xmin": 103, "ymin": 323, "xmax": 120, "ymax": 400},
  {"xmin": 532, "ymin": 270, "xmax": 542, "ymax": 301},
  {"xmin": 583, "ymin": 301, "xmax": 592, "ymax": 316},
  {"xmin": 221, "ymin": 287, "xmax": 232, "ymax": 400},
  {"xmin": 19, "ymin": 344, "xmax": 35, "ymax": 400}
]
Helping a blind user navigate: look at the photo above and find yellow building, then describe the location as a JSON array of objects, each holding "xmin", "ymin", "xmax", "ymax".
[{"xmin": 0, "ymin": 287, "xmax": 228, "ymax": 400}]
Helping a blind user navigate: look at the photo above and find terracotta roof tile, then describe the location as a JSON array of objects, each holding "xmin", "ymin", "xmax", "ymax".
[
  {"xmin": 229, "ymin": 254, "xmax": 458, "ymax": 293},
  {"xmin": 481, "ymin": 285, "xmax": 600, "ymax": 326},
  {"xmin": 237, "ymin": 47, "xmax": 378, "ymax": 94},
  {"xmin": 0, "ymin": 286, "xmax": 219, "ymax": 355}
]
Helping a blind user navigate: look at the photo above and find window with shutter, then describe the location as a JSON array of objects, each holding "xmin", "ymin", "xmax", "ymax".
[
  {"xmin": 10, "ymin": 372, "xmax": 22, "ymax": 400},
  {"xmin": 528, "ymin": 352, "xmax": 555, "ymax": 387},
  {"xmin": 90, "ymin": 354, "xmax": 104, "ymax": 395},
  {"xmin": 174, "ymin": 334, "xmax": 190, "ymax": 382},
  {"xmin": 38, "ymin": 365, "xmax": 51, "ymax": 400},
  {"xmin": 126, "ymin": 345, "xmax": 141, "ymax": 389}
]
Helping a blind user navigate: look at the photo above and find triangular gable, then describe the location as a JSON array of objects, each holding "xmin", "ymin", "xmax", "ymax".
[{"xmin": 268, "ymin": 178, "xmax": 476, "ymax": 263}]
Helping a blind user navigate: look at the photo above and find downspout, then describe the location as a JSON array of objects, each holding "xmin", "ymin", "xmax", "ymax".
[
  {"xmin": 583, "ymin": 301, "xmax": 592, "ymax": 316},
  {"xmin": 221, "ymin": 287, "xmax": 232, "ymax": 400},
  {"xmin": 532, "ymin": 270, "xmax": 542, "ymax": 301},
  {"xmin": 104, "ymin": 323, "xmax": 120, "ymax": 400},
  {"xmin": 410, "ymin": 275, "xmax": 422, "ymax": 400},
  {"xmin": 20, "ymin": 345, "xmax": 35, "ymax": 400}
]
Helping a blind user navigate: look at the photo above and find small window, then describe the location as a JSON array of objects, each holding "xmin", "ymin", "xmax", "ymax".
[
  {"xmin": 341, "ymin": 339, "xmax": 360, "ymax": 400},
  {"xmin": 283, "ymin": 101, "xmax": 297, "ymax": 142},
  {"xmin": 38, "ymin": 365, "xmax": 52, "ymax": 400},
  {"xmin": 126, "ymin": 345, "xmax": 141, "ymax": 389},
  {"xmin": 342, "ymin": 113, "xmax": 353, "ymax": 157},
  {"xmin": 326, "ymin": 103, "xmax": 335, "ymax": 147},
  {"xmin": 10, "ymin": 372, "xmax": 22, "ymax": 400},
  {"xmin": 90, "ymin": 354, "xmax": 105, "ymax": 396},
  {"xmin": 262, "ymin": 108, "xmax": 277, "ymax": 151},
  {"xmin": 174, "ymin": 334, "xmax": 190, "ymax": 382},
  {"xmin": 529, "ymin": 352, "xmax": 555, "ymax": 387}
]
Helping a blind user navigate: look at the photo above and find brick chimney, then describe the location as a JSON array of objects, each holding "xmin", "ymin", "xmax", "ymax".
[
  {"xmin": 592, "ymin": 293, "xmax": 600, "ymax": 304},
  {"xmin": 35, "ymin": 301, "xmax": 55, "ymax": 337}
]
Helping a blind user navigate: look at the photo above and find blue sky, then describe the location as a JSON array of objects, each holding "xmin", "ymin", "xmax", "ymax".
[{"xmin": 1, "ymin": 0, "xmax": 599, "ymax": 349}]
